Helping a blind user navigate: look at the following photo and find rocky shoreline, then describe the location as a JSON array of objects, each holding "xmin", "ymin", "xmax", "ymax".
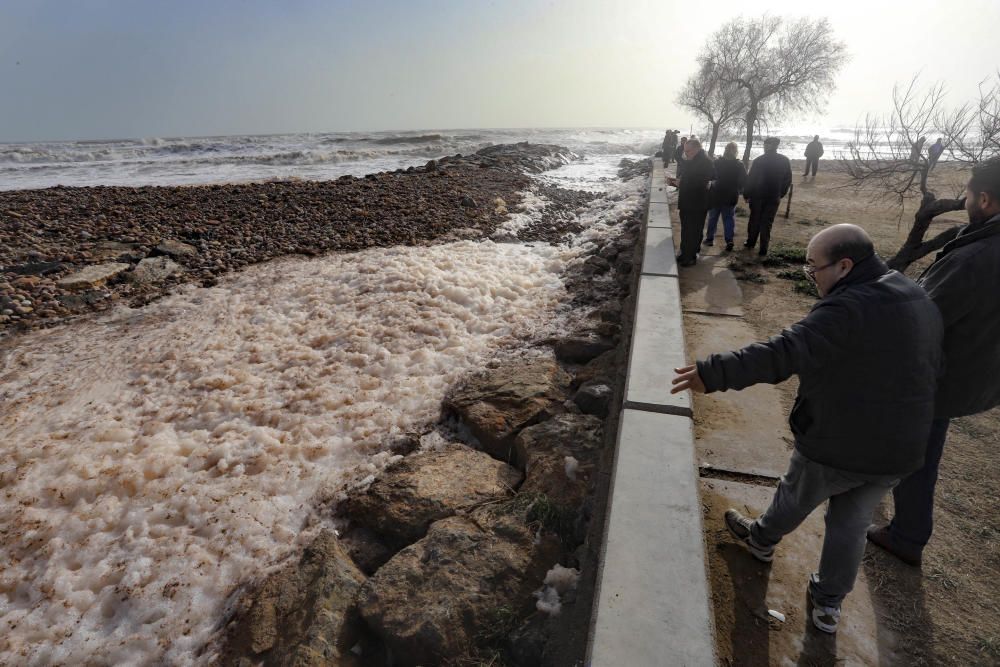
[
  {"xmin": 0, "ymin": 143, "xmax": 596, "ymax": 337},
  {"xmin": 212, "ymin": 200, "xmax": 644, "ymax": 666}
]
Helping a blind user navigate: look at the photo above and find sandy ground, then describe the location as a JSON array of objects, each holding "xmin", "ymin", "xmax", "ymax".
[{"xmin": 680, "ymin": 159, "xmax": 1000, "ymax": 665}]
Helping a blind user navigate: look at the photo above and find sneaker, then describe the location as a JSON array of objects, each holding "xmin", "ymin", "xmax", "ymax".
[
  {"xmin": 743, "ymin": 241, "xmax": 754, "ymax": 249},
  {"xmin": 723, "ymin": 509, "xmax": 775, "ymax": 563},
  {"xmin": 807, "ymin": 573, "xmax": 841, "ymax": 634},
  {"xmin": 702, "ymin": 238, "xmax": 714, "ymax": 246},
  {"xmin": 866, "ymin": 525, "xmax": 922, "ymax": 566}
]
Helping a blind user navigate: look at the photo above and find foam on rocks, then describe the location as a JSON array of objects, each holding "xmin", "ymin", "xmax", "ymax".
[{"xmin": 0, "ymin": 239, "xmax": 574, "ymax": 666}]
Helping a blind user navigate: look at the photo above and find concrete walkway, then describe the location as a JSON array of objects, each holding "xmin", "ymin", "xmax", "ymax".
[{"xmin": 669, "ymin": 173, "xmax": 901, "ymax": 665}]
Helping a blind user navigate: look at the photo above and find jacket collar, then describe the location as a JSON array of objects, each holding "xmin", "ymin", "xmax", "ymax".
[
  {"xmin": 828, "ymin": 253, "xmax": 890, "ymax": 295},
  {"xmin": 940, "ymin": 212, "xmax": 1000, "ymax": 257}
]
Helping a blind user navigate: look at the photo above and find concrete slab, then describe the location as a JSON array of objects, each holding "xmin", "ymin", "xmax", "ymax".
[
  {"xmin": 677, "ymin": 252, "xmax": 744, "ymax": 317},
  {"xmin": 589, "ymin": 410, "xmax": 716, "ymax": 667},
  {"xmin": 684, "ymin": 312, "xmax": 791, "ymax": 478},
  {"xmin": 641, "ymin": 226, "xmax": 677, "ymax": 277},
  {"xmin": 646, "ymin": 202, "xmax": 671, "ymax": 229},
  {"xmin": 623, "ymin": 275, "xmax": 691, "ymax": 416},
  {"xmin": 649, "ymin": 179, "xmax": 670, "ymax": 204},
  {"xmin": 700, "ymin": 478, "xmax": 901, "ymax": 666}
]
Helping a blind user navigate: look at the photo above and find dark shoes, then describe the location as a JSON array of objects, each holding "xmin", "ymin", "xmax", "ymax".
[
  {"xmin": 866, "ymin": 525, "xmax": 922, "ymax": 566},
  {"xmin": 724, "ymin": 509, "xmax": 775, "ymax": 563},
  {"xmin": 725, "ymin": 242, "xmax": 734, "ymax": 252},
  {"xmin": 743, "ymin": 241, "xmax": 754, "ymax": 249},
  {"xmin": 702, "ymin": 238, "xmax": 714, "ymax": 246},
  {"xmin": 678, "ymin": 259, "xmax": 696, "ymax": 267}
]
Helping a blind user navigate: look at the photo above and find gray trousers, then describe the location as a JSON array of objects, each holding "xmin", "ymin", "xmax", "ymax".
[{"xmin": 750, "ymin": 450, "xmax": 900, "ymax": 607}]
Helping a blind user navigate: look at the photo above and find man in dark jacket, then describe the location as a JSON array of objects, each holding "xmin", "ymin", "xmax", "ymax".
[
  {"xmin": 673, "ymin": 137, "xmax": 687, "ymax": 176},
  {"xmin": 744, "ymin": 136, "xmax": 792, "ymax": 256},
  {"xmin": 804, "ymin": 135, "xmax": 824, "ymax": 178},
  {"xmin": 672, "ymin": 224, "xmax": 943, "ymax": 634},
  {"xmin": 667, "ymin": 137, "xmax": 715, "ymax": 267},
  {"xmin": 662, "ymin": 130, "xmax": 677, "ymax": 165},
  {"xmin": 869, "ymin": 157, "xmax": 1000, "ymax": 566}
]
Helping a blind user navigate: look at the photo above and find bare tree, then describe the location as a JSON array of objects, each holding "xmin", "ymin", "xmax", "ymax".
[
  {"xmin": 676, "ymin": 66, "xmax": 747, "ymax": 156},
  {"xmin": 699, "ymin": 15, "xmax": 848, "ymax": 165},
  {"xmin": 841, "ymin": 74, "xmax": 1000, "ymax": 270}
]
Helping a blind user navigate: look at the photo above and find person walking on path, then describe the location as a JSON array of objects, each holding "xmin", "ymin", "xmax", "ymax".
[
  {"xmin": 804, "ymin": 135, "xmax": 824, "ymax": 179},
  {"xmin": 668, "ymin": 137, "xmax": 715, "ymax": 267},
  {"xmin": 744, "ymin": 136, "xmax": 792, "ymax": 256},
  {"xmin": 671, "ymin": 224, "xmax": 943, "ymax": 634},
  {"xmin": 868, "ymin": 157, "xmax": 1000, "ymax": 566},
  {"xmin": 673, "ymin": 136, "xmax": 688, "ymax": 176},
  {"xmin": 703, "ymin": 141, "xmax": 746, "ymax": 251},
  {"xmin": 927, "ymin": 137, "xmax": 945, "ymax": 171}
]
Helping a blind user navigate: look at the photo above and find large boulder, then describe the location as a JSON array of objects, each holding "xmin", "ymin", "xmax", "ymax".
[
  {"xmin": 553, "ymin": 335, "xmax": 615, "ymax": 364},
  {"xmin": 573, "ymin": 382, "xmax": 614, "ymax": 418},
  {"xmin": 343, "ymin": 443, "xmax": 522, "ymax": 550},
  {"xmin": 130, "ymin": 256, "xmax": 185, "ymax": 284},
  {"xmin": 218, "ymin": 530, "xmax": 365, "ymax": 667},
  {"xmin": 358, "ymin": 509, "xmax": 561, "ymax": 666},
  {"xmin": 56, "ymin": 262, "xmax": 130, "ymax": 291},
  {"xmin": 444, "ymin": 357, "xmax": 570, "ymax": 463},
  {"xmin": 573, "ymin": 349, "xmax": 619, "ymax": 388},
  {"xmin": 154, "ymin": 239, "xmax": 198, "ymax": 258},
  {"xmin": 514, "ymin": 414, "xmax": 604, "ymax": 516}
]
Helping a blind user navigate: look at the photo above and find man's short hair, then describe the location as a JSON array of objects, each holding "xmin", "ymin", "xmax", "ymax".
[
  {"xmin": 827, "ymin": 233, "xmax": 874, "ymax": 265},
  {"xmin": 969, "ymin": 157, "xmax": 1000, "ymax": 202},
  {"xmin": 763, "ymin": 137, "xmax": 780, "ymax": 147}
]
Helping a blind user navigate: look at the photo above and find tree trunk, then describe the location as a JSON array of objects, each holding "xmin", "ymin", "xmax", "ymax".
[
  {"xmin": 742, "ymin": 106, "xmax": 757, "ymax": 167},
  {"xmin": 708, "ymin": 123, "xmax": 720, "ymax": 157},
  {"xmin": 886, "ymin": 193, "xmax": 966, "ymax": 271}
]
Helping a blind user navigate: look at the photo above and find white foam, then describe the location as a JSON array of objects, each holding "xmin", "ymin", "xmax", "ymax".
[{"xmin": 0, "ymin": 240, "xmax": 575, "ymax": 666}]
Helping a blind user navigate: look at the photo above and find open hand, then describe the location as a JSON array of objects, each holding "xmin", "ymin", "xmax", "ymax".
[{"xmin": 671, "ymin": 364, "xmax": 706, "ymax": 394}]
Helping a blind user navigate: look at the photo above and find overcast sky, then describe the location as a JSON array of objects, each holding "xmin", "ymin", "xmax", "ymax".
[{"xmin": 2, "ymin": 0, "xmax": 997, "ymax": 142}]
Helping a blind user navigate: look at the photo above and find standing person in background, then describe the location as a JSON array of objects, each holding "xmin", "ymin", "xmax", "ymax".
[
  {"xmin": 928, "ymin": 138, "xmax": 945, "ymax": 171},
  {"xmin": 868, "ymin": 157, "xmax": 1000, "ymax": 566},
  {"xmin": 744, "ymin": 137, "xmax": 792, "ymax": 256},
  {"xmin": 672, "ymin": 224, "xmax": 943, "ymax": 634},
  {"xmin": 662, "ymin": 130, "xmax": 677, "ymax": 165},
  {"xmin": 667, "ymin": 137, "xmax": 715, "ymax": 267},
  {"xmin": 704, "ymin": 141, "xmax": 746, "ymax": 251},
  {"xmin": 804, "ymin": 135, "xmax": 824, "ymax": 179},
  {"xmin": 674, "ymin": 137, "xmax": 688, "ymax": 177}
]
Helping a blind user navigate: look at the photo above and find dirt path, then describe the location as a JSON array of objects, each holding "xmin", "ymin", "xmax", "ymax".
[{"xmin": 672, "ymin": 160, "xmax": 999, "ymax": 665}]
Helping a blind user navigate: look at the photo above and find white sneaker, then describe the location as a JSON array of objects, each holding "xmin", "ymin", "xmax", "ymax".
[{"xmin": 808, "ymin": 573, "xmax": 841, "ymax": 634}]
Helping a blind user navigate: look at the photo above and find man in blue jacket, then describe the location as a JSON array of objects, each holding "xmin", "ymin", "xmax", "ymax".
[
  {"xmin": 672, "ymin": 224, "xmax": 943, "ymax": 634},
  {"xmin": 868, "ymin": 157, "xmax": 1000, "ymax": 566}
]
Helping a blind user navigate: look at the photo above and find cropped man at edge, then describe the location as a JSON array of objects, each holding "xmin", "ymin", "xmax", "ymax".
[
  {"xmin": 869, "ymin": 157, "xmax": 1000, "ymax": 566},
  {"xmin": 671, "ymin": 224, "xmax": 943, "ymax": 634}
]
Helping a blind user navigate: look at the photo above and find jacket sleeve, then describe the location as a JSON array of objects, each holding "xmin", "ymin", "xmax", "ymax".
[
  {"xmin": 780, "ymin": 158, "xmax": 793, "ymax": 197},
  {"xmin": 697, "ymin": 300, "xmax": 854, "ymax": 392},
  {"xmin": 737, "ymin": 163, "xmax": 747, "ymax": 194},
  {"xmin": 818, "ymin": 144, "xmax": 824, "ymax": 157},
  {"xmin": 744, "ymin": 162, "xmax": 757, "ymax": 200},
  {"xmin": 919, "ymin": 251, "xmax": 977, "ymax": 328}
]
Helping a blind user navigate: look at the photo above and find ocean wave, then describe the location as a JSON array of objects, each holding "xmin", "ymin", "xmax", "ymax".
[{"xmin": 371, "ymin": 133, "xmax": 444, "ymax": 145}]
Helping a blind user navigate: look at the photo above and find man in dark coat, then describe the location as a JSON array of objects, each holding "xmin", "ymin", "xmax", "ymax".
[
  {"xmin": 804, "ymin": 135, "xmax": 824, "ymax": 178},
  {"xmin": 667, "ymin": 137, "xmax": 715, "ymax": 267},
  {"xmin": 744, "ymin": 136, "xmax": 792, "ymax": 256},
  {"xmin": 869, "ymin": 157, "xmax": 1000, "ymax": 566},
  {"xmin": 662, "ymin": 130, "xmax": 677, "ymax": 165},
  {"xmin": 672, "ymin": 224, "xmax": 943, "ymax": 634},
  {"xmin": 673, "ymin": 136, "xmax": 687, "ymax": 177}
]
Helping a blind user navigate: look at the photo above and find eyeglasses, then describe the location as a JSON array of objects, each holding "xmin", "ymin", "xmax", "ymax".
[{"xmin": 802, "ymin": 260, "xmax": 839, "ymax": 281}]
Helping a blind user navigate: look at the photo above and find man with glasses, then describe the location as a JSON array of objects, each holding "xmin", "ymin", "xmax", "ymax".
[{"xmin": 671, "ymin": 224, "xmax": 943, "ymax": 634}]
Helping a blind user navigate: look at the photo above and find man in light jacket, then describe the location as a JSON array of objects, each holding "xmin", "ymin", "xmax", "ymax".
[{"xmin": 672, "ymin": 224, "xmax": 943, "ymax": 634}]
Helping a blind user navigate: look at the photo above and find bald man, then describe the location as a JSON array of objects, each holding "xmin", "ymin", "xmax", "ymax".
[{"xmin": 672, "ymin": 224, "xmax": 943, "ymax": 634}]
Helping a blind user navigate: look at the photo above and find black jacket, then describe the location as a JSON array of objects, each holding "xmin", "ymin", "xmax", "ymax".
[
  {"xmin": 677, "ymin": 149, "xmax": 716, "ymax": 212},
  {"xmin": 805, "ymin": 140, "xmax": 824, "ymax": 159},
  {"xmin": 919, "ymin": 212, "xmax": 1000, "ymax": 418},
  {"xmin": 745, "ymin": 151, "xmax": 792, "ymax": 201},
  {"xmin": 698, "ymin": 256, "xmax": 943, "ymax": 475},
  {"xmin": 709, "ymin": 157, "xmax": 747, "ymax": 209}
]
